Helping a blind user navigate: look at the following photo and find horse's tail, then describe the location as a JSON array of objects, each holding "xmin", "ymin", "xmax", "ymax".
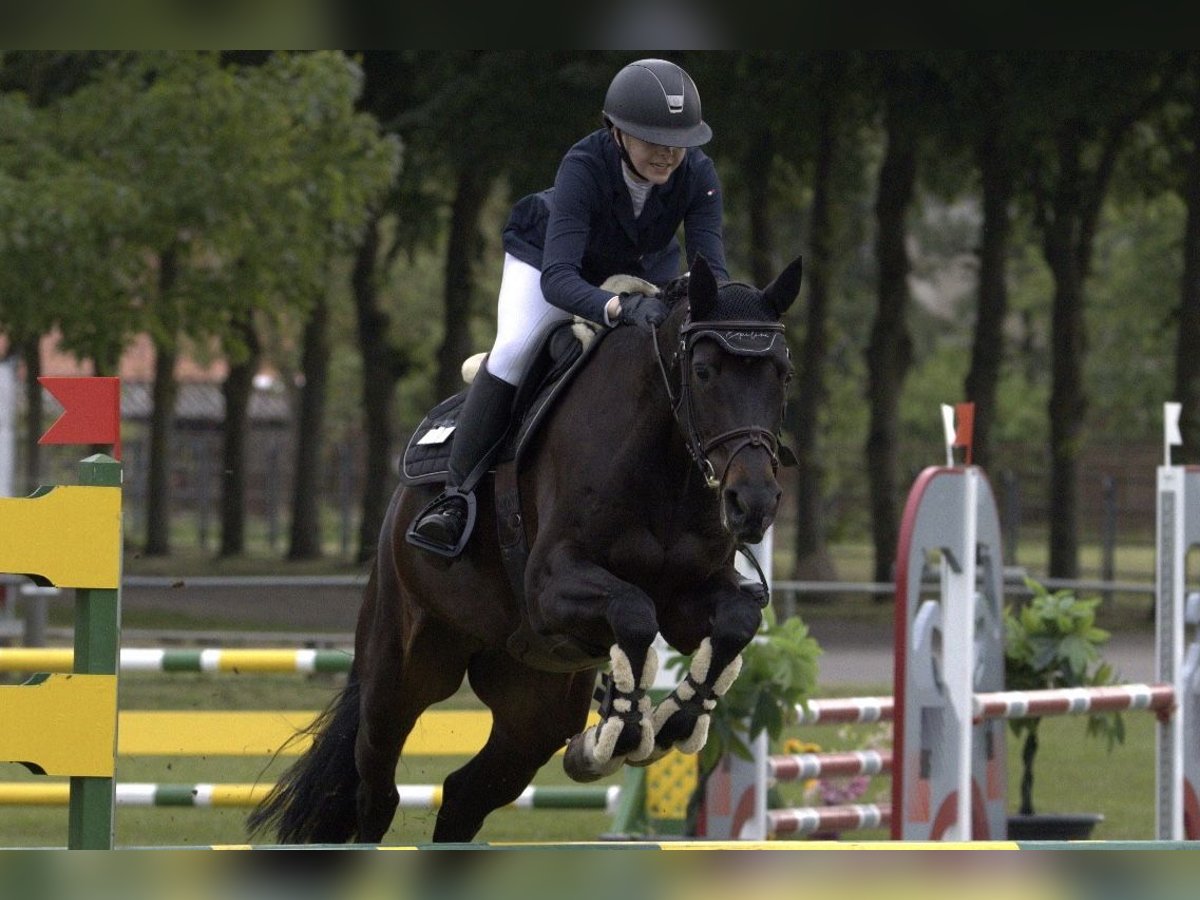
[{"xmin": 246, "ymin": 672, "xmax": 362, "ymax": 844}]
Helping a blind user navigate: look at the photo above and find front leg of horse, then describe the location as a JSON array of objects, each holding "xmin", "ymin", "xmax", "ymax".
[
  {"xmin": 560, "ymin": 585, "xmax": 660, "ymax": 782},
  {"xmin": 646, "ymin": 585, "xmax": 763, "ymax": 761}
]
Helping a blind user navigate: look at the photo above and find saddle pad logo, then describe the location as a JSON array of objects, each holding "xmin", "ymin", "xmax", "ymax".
[{"xmin": 417, "ymin": 425, "xmax": 455, "ymax": 446}]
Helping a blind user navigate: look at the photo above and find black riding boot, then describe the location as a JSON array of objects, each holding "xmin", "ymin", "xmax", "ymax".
[{"xmin": 408, "ymin": 366, "xmax": 516, "ymax": 556}]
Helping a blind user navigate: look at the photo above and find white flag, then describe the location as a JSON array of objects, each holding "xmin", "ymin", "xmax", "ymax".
[
  {"xmin": 941, "ymin": 404, "xmax": 955, "ymax": 466},
  {"xmin": 1166, "ymin": 402, "xmax": 1183, "ymax": 446}
]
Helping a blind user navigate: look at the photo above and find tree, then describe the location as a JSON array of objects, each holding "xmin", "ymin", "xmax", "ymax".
[
  {"xmin": 50, "ymin": 52, "xmax": 287, "ymax": 556},
  {"xmin": 41, "ymin": 52, "xmax": 399, "ymax": 558},
  {"xmin": 864, "ymin": 54, "xmax": 923, "ymax": 585},
  {"xmin": 0, "ymin": 52, "xmax": 130, "ymax": 489},
  {"xmin": 945, "ymin": 53, "xmax": 1028, "ymax": 473},
  {"xmin": 1025, "ymin": 52, "xmax": 1177, "ymax": 577},
  {"xmin": 787, "ymin": 53, "xmax": 862, "ymax": 586},
  {"xmin": 1173, "ymin": 55, "xmax": 1200, "ymax": 459},
  {"xmin": 244, "ymin": 52, "xmax": 399, "ymax": 561}
]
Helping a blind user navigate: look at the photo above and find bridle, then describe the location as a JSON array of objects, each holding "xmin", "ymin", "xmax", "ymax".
[{"xmin": 652, "ymin": 315, "xmax": 789, "ymax": 490}]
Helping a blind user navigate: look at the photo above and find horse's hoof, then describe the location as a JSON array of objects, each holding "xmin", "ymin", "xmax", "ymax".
[
  {"xmin": 563, "ymin": 731, "xmax": 624, "ymax": 783},
  {"xmin": 624, "ymin": 746, "xmax": 670, "ymax": 768}
]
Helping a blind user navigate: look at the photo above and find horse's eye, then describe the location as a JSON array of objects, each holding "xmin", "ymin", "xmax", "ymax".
[{"xmin": 693, "ymin": 363, "xmax": 713, "ymax": 384}]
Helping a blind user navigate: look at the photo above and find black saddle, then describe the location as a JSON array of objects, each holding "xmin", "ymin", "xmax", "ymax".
[{"xmin": 400, "ymin": 320, "xmax": 606, "ymax": 486}]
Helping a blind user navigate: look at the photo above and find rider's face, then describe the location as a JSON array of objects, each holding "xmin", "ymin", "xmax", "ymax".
[{"xmin": 619, "ymin": 131, "xmax": 685, "ymax": 185}]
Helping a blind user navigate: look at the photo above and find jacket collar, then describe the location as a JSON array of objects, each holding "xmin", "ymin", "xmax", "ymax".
[{"xmin": 602, "ymin": 130, "xmax": 640, "ymax": 244}]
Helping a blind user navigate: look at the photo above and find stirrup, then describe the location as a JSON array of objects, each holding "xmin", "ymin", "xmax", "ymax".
[{"xmin": 405, "ymin": 490, "xmax": 477, "ymax": 558}]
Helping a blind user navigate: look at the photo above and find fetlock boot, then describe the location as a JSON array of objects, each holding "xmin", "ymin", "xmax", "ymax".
[{"xmin": 407, "ymin": 364, "xmax": 516, "ymax": 556}]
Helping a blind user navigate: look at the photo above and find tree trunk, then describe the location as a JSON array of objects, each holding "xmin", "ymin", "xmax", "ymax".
[
  {"xmin": 144, "ymin": 338, "xmax": 178, "ymax": 556},
  {"xmin": 1042, "ymin": 119, "xmax": 1114, "ymax": 580},
  {"xmin": 144, "ymin": 248, "xmax": 180, "ymax": 556},
  {"xmin": 1018, "ymin": 726, "xmax": 1039, "ymax": 816},
  {"xmin": 963, "ymin": 116, "xmax": 1013, "ymax": 473},
  {"xmin": 789, "ymin": 72, "xmax": 838, "ymax": 587},
  {"xmin": 1040, "ymin": 68, "xmax": 1154, "ymax": 577},
  {"xmin": 1176, "ymin": 82, "xmax": 1200, "ymax": 462},
  {"xmin": 864, "ymin": 99, "xmax": 917, "ymax": 587},
  {"xmin": 435, "ymin": 165, "xmax": 489, "ymax": 401},
  {"xmin": 745, "ymin": 130, "xmax": 775, "ymax": 286},
  {"xmin": 219, "ymin": 315, "xmax": 262, "ymax": 558},
  {"xmin": 20, "ymin": 334, "xmax": 42, "ymax": 493},
  {"xmin": 354, "ymin": 214, "xmax": 408, "ymax": 563},
  {"xmin": 288, "ymin": 294, "xmax": 330, "ymax": 559}
]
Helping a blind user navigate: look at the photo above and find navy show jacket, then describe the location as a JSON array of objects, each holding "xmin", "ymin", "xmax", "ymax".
[{"xmin": 501, "ymin": 128, "xmax": 729, "ymax": 324}]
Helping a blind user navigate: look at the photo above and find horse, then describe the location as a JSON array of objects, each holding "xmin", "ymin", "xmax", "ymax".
[{"xmin": 247, "ymin": 253, "xmax": 802, "ymax": 844}]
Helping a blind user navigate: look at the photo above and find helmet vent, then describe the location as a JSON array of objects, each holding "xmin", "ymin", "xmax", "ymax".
[{"xmin": 645, "ymin": 65, "xmax": 686, "ymax": 115}]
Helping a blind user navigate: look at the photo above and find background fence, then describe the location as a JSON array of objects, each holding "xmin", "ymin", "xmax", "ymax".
[{"xmin": 18, "ymin": 383, "xmax": 1167, "ymax": 563}]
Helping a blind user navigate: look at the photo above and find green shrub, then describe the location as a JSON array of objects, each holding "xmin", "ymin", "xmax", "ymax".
[{"xmin": 1004, "ymin": 577, "xmax": 1125, "ymax": 815}]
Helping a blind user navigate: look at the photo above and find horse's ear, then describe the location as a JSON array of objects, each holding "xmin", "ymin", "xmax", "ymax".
[
  {"xmin": 763, "ymin": 255, "xmax": 803, "ymax": 317},
  {"xmin": 688, "ymin": 254, "xmax": 718, "ymax": 321}
]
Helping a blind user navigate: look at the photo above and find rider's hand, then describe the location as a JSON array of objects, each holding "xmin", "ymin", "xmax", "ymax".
[{"xmin": 616, "ymin": 292, "xmax": 668, "ymax": 332}]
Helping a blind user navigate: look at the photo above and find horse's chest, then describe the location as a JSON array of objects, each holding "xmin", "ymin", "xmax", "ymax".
[{"xmin": 660, "ymin": 533, "xmax": 729, "ymax": 584}]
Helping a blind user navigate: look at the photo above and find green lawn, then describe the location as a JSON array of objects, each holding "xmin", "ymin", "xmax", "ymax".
[{"xmin": 0, "ymin": 672, "xmax": 1169, "ymax": 847}]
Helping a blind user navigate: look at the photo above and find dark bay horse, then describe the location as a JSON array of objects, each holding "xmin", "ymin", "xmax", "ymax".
[{"xmin": 247, "ymin": 254, "xmax": 801, "ymax": 843}]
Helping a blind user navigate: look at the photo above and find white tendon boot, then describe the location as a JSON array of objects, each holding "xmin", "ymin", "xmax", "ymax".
[
  {"xmin": 563, "ymin": 644, "xmax": 658, "ymax": 781},
  {"xmin": 650, "ymin": 638, "xmax": 743, "ymax": 755},
  {"xmin": 612, "ymin": 644, "xmax": 658, "ymax": 764}
]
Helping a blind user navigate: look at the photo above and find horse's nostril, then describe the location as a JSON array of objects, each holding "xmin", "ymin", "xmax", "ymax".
[{"xmin": 723, "ymin": 488, "xmax": 747, "ymax": 520}]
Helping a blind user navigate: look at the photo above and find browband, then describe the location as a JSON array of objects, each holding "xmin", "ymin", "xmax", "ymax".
[{"xmin": 679, "ymin": 320, "xmax": 787, "ymax": 357}]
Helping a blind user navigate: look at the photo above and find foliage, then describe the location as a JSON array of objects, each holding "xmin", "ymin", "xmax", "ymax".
[
  {"xmin": 667, "ymin": 606, "xmax": 822, "ymax": 777},
  {"xmin": 3, "ymin": 51, "xmax": 1198, "ymax": 558},
  {"xmin": 1004, "ymin": 576, "xmax": 1125, "ymax": 815},
  {"xmin": 0, "ymin": 51, "xmax": 399, "ymax": 371}
]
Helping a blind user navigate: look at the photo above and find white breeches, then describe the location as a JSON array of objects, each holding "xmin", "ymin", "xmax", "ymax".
[{"xmin": 485, "ymin": 254, "xmax": 575, "ymax": 386}]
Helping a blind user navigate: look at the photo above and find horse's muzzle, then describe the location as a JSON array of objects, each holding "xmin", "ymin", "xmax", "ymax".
[{"xmin": 721, "ymin": 480, "xmax": 781, "ymax": 544}]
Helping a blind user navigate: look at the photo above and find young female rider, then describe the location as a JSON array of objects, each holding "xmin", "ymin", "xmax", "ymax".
[{"xmin": 409, "ymin": 57, "xmax": 730, "ymax": 556}]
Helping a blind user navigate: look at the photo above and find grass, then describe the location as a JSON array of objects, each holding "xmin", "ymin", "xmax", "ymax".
[{"xmin": 0, "ymin": 672, "xmax": 1168, "ymax": 847}]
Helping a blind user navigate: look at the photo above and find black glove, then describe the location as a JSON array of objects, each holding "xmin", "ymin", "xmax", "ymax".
[{"xmin": 617, "ymin": 291, "xmax": 668, "ymax": 331}]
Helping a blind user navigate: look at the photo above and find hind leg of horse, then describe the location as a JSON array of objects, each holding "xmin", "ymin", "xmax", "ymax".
[
  {"xmin": 646, "ymin": 580, "xmax": 763, "ymax": 760},
  {"xmin": 354, "ymin": 614, "xmax": 476, "ymax": 842},
  {"xmin": 432, "ymin": 651, "xmax": 593, "ymax": 842}
]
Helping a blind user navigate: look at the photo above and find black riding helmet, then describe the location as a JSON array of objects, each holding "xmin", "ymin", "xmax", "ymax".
[{"xmin": 602, "ymin": 58, "xmax": 712, "ymax": 149}]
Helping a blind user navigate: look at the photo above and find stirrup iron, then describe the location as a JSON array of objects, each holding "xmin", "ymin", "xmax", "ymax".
[{"xmin": 405, "ymin": 489, "xmax": 478, "ymax": 558}]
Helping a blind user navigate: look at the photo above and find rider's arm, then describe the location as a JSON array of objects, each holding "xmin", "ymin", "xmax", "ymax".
[
  {"xmin": 681, "ymin": 151, "xmax": 730, "ymax": 282},
  {"xmin": 540, "ymin": 150, "xmax": 621, "ymax": 326}
]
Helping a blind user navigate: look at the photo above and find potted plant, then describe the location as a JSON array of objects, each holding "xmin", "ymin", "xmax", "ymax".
[
  {"xmin": 1003, "ymin": 577, "xmax": 1126, "ymax": 840},
  {"xmin": 667, "ymin": 606, "xmax": 822, "ymax": 835}
]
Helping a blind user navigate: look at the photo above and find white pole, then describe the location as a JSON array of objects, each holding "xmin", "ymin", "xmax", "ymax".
[
  {"xmin": 0, "ymin": 356, "xmax": 16, "ymax": 498},
  {"xmin": 733, "ymin": 527, "xmax": 772, "ymax": 841},
  {"xmin": 942, "ymin": 467, "xmax": 978, "ymax": 840},
  {"xmin": 1155, "ymin": 463, "xmax": 1186, "ymax": 840}
]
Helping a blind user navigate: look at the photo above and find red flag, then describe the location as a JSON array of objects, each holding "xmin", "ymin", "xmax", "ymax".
[
  {"xmin": 953, "ymin": 402, "xmax": 975, "ymax": 466},
  {"xmin": 38, "ymin": 377, "xmax": 122, "ymax": 460}
]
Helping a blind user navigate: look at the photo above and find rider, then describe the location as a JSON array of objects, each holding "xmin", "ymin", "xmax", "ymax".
[{"xmin": 409, "ymin": 57, "xmax": 731, "ymax": 556}]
